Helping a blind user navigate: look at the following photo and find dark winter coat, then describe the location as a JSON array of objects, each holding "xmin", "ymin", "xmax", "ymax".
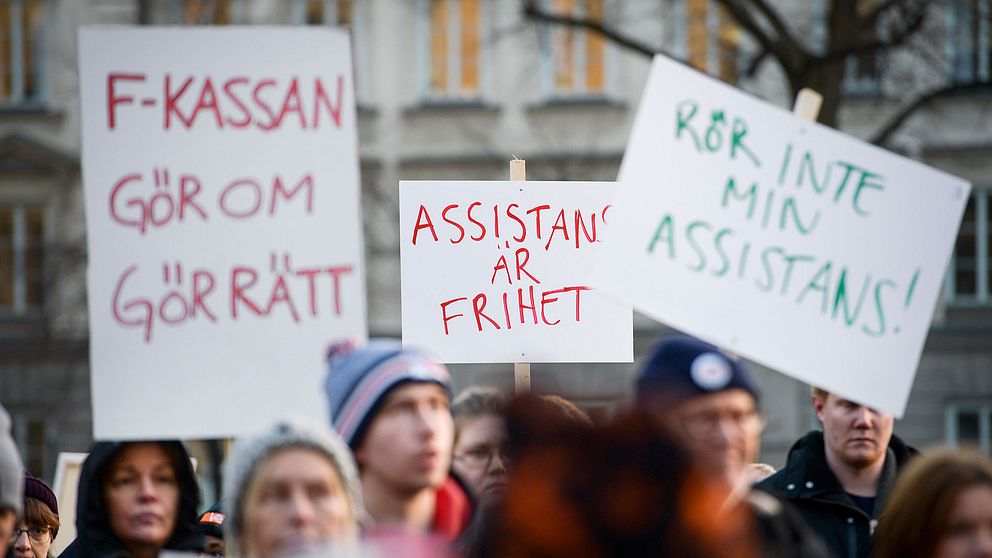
[
  {"xmin": 747, "ymin": 489, "xmax": 833, "ymax": 558},
  {"xmin": 59, "ymin": 441, "xmax": 205, "ymax": 558},
  {"xmin": 757, "ymin": 431, "xmax": 916, "ymax": 558}
]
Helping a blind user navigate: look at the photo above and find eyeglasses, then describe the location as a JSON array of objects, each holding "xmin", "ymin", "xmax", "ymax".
[
  {"xmin": 455, "ymin": 446, "xmax": 511, "ymax": 469},
  {"xmin": 10, "ymin": 526, "xmax": 51, "ymax": 544},
  {"xmin": 681, "ymin": 409, "xmax": 765, "ymax": 441}
]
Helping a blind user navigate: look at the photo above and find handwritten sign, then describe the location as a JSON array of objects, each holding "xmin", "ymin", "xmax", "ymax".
[
  {"xmin": 79, "ymin": 27, "xmax": 366, "ymax": 439},
  {"xmin": 400, "ymin": 181, "xmax": 632, "ymax": 363},
  {"xmin": 595, "ymin": 55, "xmax": 970, "ymax": 417}
]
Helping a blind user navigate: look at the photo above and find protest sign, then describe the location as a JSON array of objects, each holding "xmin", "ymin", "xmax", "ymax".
[
  {"xmin": 79, "ymin": 27, "xmax": 366, "ymax": 439},
  {"xmin": 596, "ymin": 55, "xmax": 971, "ymax": 417},
  {"xmin": 400, "ymin": 180, "xmax": 632, "ymax": 363}
]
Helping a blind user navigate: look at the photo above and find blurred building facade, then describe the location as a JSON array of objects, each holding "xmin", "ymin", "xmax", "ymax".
[{"xmin": 0, "ymin": 0, "xmax": 990, "ymax": 497}]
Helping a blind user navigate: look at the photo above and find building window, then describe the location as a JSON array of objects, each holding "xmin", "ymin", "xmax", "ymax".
[
  {"xmin": 947, "ymin": 189, "xmax": 990, "ymax": 304},
  {"xmin": 14, "ymin": 418, "xmax": 46, "ymax": 477},
  {"xmin": 674, "ymin": 0, "xmax": 740, "ymax": 84},
  {"xmin": 168, "ymin": 0, "xmax": 242, "ymax": 25},
  {"xmin": 540, "ymin": 0, "xmax": 609, "ymax": 98},
  {"xmin": 0, "ymin": 206, "xmax": 44, "ymax": 316},
  {"xmin": 420, "ymin": 0, "xmax": 487, "ymax": 101},
  {"xmin": 293, "ymin": 0, "xmax": 369, "ymax": 103},
  {"xmin": 946, "ymin": 402, "xmax": 992, "ymax": 454},
  {"xmin": 948, "ymin": 0, "xmax": 991, "ymax": 84},
  {"xmin": 0, "ymin": 0, "xmax": 47, "ymax": 107}
]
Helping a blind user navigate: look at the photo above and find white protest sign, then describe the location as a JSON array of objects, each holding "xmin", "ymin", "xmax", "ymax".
[
  {"xmin": 79, "ymin": 27, "xmax": 366, "ymax": 439},
  {"xmin": 596, "ymin": 55, "xmax": 970, "ymax": 417},
  {"xmin": 400, "ymin": 181, "xmax": 632, "ymax": 363}
]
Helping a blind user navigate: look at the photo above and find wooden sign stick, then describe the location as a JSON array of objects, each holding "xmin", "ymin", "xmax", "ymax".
[
  {"xmin": 793, "ymin": 87, "xmax": 823, "ymax": 122},
  {"xmin": 510, "ymin": 157, "xmax": 531, "ymax": 394}
]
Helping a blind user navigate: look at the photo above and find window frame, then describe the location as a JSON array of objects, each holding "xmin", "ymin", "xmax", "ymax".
[
  {"xmin": 165, "ymin": 0, "xmax": 245, "ymax": 25},
  {"xmin": 416, "ymin": 0, "xmax": 491, "ymax": 103},
  {"xmin": 291, "ymin": 0, "xmax": 370, "ymax": 104},
  {"xmin": 945, "ymin": 188, "xmax": 990, "ymax": 305},
  {"xmin": 947, "ymin": 0, "xmax": 991, "ymax": 85},
  {"xmin": 671, "ymin": 0, "xmax": 740, "ymax": 85},
  {"xmin": 945, "ymin": 401, "xmax": 992, "ymax": 455},
  {"xmin": 0, "ymin": 0, "xmax": 51, "ymax": 109},
  {"xmin": 538, "ymin": 0, "xmax": 615, "ymax": 101},
  {"xmin": 0, "ymin": 203, "xmax": 48, "ymax": 319}
]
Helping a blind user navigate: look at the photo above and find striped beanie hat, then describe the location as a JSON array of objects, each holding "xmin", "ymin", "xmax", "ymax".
[{"xmin": 325, "ymin": 338, "xmax": 452, "ymax": 448}]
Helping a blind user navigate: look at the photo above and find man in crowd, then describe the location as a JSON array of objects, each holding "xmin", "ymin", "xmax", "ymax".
[
  {"xmin": 635, "ymin": 335, "xmax": 829, "ymax": 557},
  {"xmin": 759, "ymin": 387, "xmax": 916, "ymax": 558},
  {"xmin": 325, "ymin": 339, "xmax": 473, "ymax": 542},
  {"xmin": 0, "ymin": 405, "xmax": 24, "ymax": 555}
]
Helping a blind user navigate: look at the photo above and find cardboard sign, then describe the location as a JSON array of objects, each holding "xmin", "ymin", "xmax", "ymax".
[
  {"xmin": 596, "ymin": 55, "xmax": 970, "ymax": 417},
  {"xmin": 79, "ymin": 27, "xmax": 366, "ymax": 439},
  {"xmin": 400, "ymin": 181, "xmax": 632, "ymax": 363}
]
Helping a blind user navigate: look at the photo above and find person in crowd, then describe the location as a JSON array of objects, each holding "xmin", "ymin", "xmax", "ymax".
[
  {"xmin": 224, "ymin": 417, "xmax": 362, "ymax": 558},
  {"xmin": 478, "ymin": 395, "xmax": 757, "ymax": 558},
  {"xmin": 197, "ymin": 501, "xmax": 225, "ymax": 557},
  {"xmin": 325, "ymin": 339, "xmax": 473, "ymax": 542},
  {"xmin": 758, "ymin": 386, "xmax": 916, "ymax": 558},
  {"xmin": 10, "ymin": 472, "xmax": 59, "ymax": 558},
  {"xmin": 59, "ymin": 441, "xmax": 204, "ymax": 558},
  {"xmin": 451, "ymin": 387, "xmax": 509, "ymax": 508},
  {"xmin": 635, "ymin": 334, "xmax": 830, "ymax": 557},
  {"xmin": 0, "ymin": 406, "xmax": 24, "ymax": 556},
  {"xmin": 871, "ymin": 447, "xmax": 992, "ymax": 558},
  {"xmin": 749, "ymin": 463, "xmax": 778, "ymax": 484}
]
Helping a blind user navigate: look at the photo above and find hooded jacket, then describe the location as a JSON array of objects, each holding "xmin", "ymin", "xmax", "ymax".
[
  {"xmin": 59, "ymin": 441, "xmax": 204, "ymax": 558},
  {"xmin": 757, "ymin": 431, "xmax": 916, "ymax": 558}
]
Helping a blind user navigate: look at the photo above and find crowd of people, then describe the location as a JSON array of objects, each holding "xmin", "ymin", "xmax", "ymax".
[{"xmin": 1, "ymin": 335, "xmax": 991, "ymax": 557}]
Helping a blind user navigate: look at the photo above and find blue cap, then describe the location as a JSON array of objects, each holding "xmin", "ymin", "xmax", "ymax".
[
  {"xmin": 324, "ymin": 339, "xmax": 452, "ymax": 448},
  {"xmin": 635, "ymin": 335, "xmax": 760, "ymax": 408}
]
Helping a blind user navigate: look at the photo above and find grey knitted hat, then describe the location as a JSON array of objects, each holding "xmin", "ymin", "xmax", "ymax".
[
  {"xmin": 223, "ymin": 417, "xmax": 364, "ymax": 556},
  {"xmin": 0, "ymin": 405, "xmax": 24, "ymax": 515}
]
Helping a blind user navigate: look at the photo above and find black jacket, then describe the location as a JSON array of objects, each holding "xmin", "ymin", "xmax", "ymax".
[
  {"xmin": 59, "ymin": 441, "xmax": 205, "ymax": 558},
  {"xmin": 757, "ymin": 431, "xmax": 916, "ymax": 558},
  {"xmin": 747, "ymin": 489, "xmax": 833, "ymax": 558}
]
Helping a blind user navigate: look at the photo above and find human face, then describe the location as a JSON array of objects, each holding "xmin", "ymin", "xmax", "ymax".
[
  {"xmin": 813, "ymin": 393, "xmax": 893, "ymax": 470},
  {"xmin": 243, "ymin": 447, "xmax": 356, "ymax": 558},
  {"xmin": 103, "ymin": 443, "xmax": 179, "ymax": 553},
  {"xmin": 453, "ymin": 414, "xmax": 509, "ymax": 507},
  {"xmin": 10, "ymin": 522, "xmax": 52, "ymax": 558},
  {"xmin": 0, "ymin": 509, "xmax": 15, "ymax": 556},
  {"xmin": 355, "ymin": 383, "xmax": 454, "ymax": 495},
  {"xmin": 934, "ymin": 485, "xmax": 992, "ymax": 558},
  {"xmin": 203, "ymin": 534, "xmax": 224, "ymax": 556},
  {"xmin": 662, "ymin": 389, "xmax": 762, "ymax": 489}
]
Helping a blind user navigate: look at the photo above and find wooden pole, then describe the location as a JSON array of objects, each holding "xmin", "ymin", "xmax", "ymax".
[
  {"xmin": 510, "ymin": 158, "xmax": 531, "ymax": 394},
  {"xmin": 793, "ymin": 88, "xmax": 823, "ymax": 122}
]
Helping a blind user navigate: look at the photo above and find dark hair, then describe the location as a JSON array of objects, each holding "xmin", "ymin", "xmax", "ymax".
[
  {"xmin": 452, "ymin": 387, "xmax": 508, "ymax": 445},
  {"xmin": 872, "ymin": 448, "xmax": 992, "ymax": 558}
]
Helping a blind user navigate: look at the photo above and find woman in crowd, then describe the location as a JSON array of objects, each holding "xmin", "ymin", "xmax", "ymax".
[
  {"xmin": 224, "ymin": 417, "xmax": 363, "ymax": 558},
  {"xmin": 451, "ymin": 387, "xmax": 509, "ymax": 509},
  {"xmin": 60, "ymin": 441, "xmax": 203, "ymax": 558},
  {"xmin": 9, "ymin": 472, "xmax": 59, "ymax": 558},
  {"xmin": 872, "ymin": 447, "xmax": 992, "ymax": 558}
]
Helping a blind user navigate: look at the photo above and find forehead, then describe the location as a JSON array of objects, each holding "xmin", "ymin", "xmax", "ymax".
[
  {"xmin": 671, "ymin": 388, "xmax": 757, "ymax": 416},
  {"xmin": 456, "ymin": 414, "xmax": 505, "ymax": 442},
  {"xmin": 256, "ymin": 447, "xmax": 341, "ymax": 484},
  {"xmin": 109, "ymin": 443, "xmax": 172, "ymax": 469},
  {"xmin": 381, "ymin": 382, "xmax": 448, "ymax": 405}
]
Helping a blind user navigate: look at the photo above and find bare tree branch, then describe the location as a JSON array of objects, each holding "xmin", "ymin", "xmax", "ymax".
[
  {"xmin": 871, "ymin": 81, "xmax": 992, "ymax": 146},
  {"xmin": 521, "ymin": 0, "xmax": 660, "ymax": 59},
  {"xmin": 823, "ymin": 0, "xmax": 929, "ymax": 61},
  {"xmin": 712, "ymin": 0, "xmax": 807, "ymax": 81}
]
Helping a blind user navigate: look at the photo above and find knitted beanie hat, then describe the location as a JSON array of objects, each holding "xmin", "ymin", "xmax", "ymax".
[
  {"xmin": 635, "ymin": 335, "xmax": 760, "ymax": 408},
  {"xmin": 197, "ymin": 500, "xmax": 225, "ymax": 541},
  {"xmin": 223, "ymin": 417, "xmax": 364, "ymax": 557},
  {"xmin": 24, "ymin": 471, "xmax": 57, "ymax": 515},
  {"xmin": 325, "ymin": 339, "xmax": 452, "ymax": 448},
  {"xmin": 0, "ymin": 405, "xmax": 23, "ymax": 515}
]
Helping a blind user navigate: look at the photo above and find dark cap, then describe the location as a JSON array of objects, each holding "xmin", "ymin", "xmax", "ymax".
[
  {"xmin": 23, "ymin": 472, "xmax": 57, "ymax": 516},
  {"xmin": 634, "ymin": 335, "xmax": 760, "ymax": 408}
]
